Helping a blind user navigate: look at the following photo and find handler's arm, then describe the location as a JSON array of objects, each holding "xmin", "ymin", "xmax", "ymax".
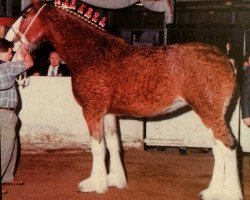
[{"xmin": 19, "ymin": 45, "xmax": 34, "ymax": 69}]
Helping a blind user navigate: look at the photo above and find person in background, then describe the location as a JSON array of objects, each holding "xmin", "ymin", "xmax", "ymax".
[
  {"xmin": 241, "ymin": 56, "xmax": 250, "ymax": 127},
  {"xmin": 0, "ymin": 38, "xmax": 34, "ymax": 194},
  {"xmin": 33, "ymin": 51, "xmax": 70, "ymax": 76},
  {"xmin": 242, "ymin": 55, "xmax": 250, "ymax": 71}
]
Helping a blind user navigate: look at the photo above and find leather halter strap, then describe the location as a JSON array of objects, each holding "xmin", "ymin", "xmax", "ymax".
[{"xmin": 18, "ymin": 4, "xmax": 47, "ymax": 43}]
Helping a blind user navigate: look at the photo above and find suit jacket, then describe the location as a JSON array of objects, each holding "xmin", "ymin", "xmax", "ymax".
[
  {"xmin": 40, "ymin": 64, "xmax": 70, "ymax": 76},
  {"xmin": 241, "ymin": 68, "xmax": 250, "ymax": 118}
]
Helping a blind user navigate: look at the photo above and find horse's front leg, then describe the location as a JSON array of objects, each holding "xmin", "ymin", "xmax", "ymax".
[
  {"xmin": 78, "ymin": 116, "xmax": 108, "ymax": 193},
  {"xmin": 104, "ymin": 114, "xmax": 127, "ymax": 189}
]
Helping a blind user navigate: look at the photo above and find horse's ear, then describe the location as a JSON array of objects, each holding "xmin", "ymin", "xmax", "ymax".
[{"xmin": 32, "ymin": 0, "xmax": 43, "ymax": 10}]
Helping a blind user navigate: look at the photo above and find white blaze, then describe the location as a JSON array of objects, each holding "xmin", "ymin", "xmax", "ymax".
[{"xmin": 5, "ymin": 16, "xmax": 28, "ymax": 52}]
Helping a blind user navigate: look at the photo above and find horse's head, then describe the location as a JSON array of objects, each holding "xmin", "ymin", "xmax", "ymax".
[
  {"xmin": 6, "ymin": 0, "xmax": 109, "ymax": 64},
  {"xmin": 5, "ymin": 0, "xmax": 46, "ymax": 51}
]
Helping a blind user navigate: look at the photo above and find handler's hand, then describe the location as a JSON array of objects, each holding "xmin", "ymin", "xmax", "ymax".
[
  {"xmin": 15, "ymin": 44, "xmax": 34, "ymax": 69},
  {"xmin": 243, "ymin": 117, "xmax": 250, "ymax": 127}
]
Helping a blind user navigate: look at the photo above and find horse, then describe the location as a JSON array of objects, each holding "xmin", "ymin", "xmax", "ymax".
[{"xmin": 5, "ymin": 0, "xmax": 243, "ymax": 199}]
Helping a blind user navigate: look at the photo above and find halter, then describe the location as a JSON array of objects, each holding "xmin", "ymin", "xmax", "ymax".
[
  {"xmin": 10, "ymin": 4, "xmax": 47, "ymax": 87},
  {"xmin": 18, "ymin": 4, "xmax": 47, "ymax": 43}
]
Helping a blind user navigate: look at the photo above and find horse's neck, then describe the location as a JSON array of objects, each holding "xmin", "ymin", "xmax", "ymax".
[{"xmin": 44, "ymin": 8, "xmax": 130, "ymax": 70}]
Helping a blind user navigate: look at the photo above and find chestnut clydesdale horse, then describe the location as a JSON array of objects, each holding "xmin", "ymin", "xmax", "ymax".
[{"xmin": 6, "ymin": 0, "xmax": 243, "ymax": 199}]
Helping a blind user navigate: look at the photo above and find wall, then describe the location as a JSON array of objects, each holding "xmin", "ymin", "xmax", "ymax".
[
  {"xmin": 18, "ymin": 77, "xmax": 249, "ymax": 152},
  {"xmin": 18, "ymin": 77, "xmax": 143, "ymax": 150}
]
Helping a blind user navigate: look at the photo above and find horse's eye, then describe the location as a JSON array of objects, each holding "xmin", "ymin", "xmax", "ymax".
[{"xmin": 23, "ymin": 13, "xmax": 28, "ymax": 19}]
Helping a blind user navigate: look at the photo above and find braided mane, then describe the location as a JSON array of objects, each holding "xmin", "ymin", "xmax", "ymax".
[
  {"xmin": 38, "ymin": 0, "xmax": 130, "ymax": 74},
  {"xmin": 53, "ymin": 0, "xmax": 107, "ymax": 31}
]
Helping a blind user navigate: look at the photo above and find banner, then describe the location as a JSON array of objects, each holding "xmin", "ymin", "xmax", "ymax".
[
  {"xmin": 21, "ymin": 0, "xmax": 174, "ymax": 23},
  {"xmin": 80, "ymin": 0, "xmax": 174, "ymax": 23}
]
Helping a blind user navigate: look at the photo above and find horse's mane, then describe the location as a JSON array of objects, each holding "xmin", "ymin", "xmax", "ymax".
[
  {"xmin": 53, "ymin": 0, "xmax": 107, "ymax": 32},
  {"xmin": 40, "ymin": 0, "xmax": 132, "ymax": 70}
]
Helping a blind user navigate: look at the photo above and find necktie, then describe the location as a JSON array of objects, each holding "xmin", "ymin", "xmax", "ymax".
[{"xmin": 51, "ymin": 68, "xmax": 55, "ymax": 76}]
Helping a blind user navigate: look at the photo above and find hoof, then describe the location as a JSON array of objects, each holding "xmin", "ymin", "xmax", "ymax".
[
  {"xmin": 78, "ymin": 176, "xmax": 108, "ymax": 193},
  {"xmin": 199, "ymin": 188, "xmax": 243, "ymax": 200},
  {"xmin": 108, "ymin": 173, "xmax": 127, "ymax": 189},
  {"xmin": 199, "ymin": 188, "xmax": 220, "ymax": 200},
  {"xmin": 220, "ymin": 188, "xmax": 243, "ymax": 200}
]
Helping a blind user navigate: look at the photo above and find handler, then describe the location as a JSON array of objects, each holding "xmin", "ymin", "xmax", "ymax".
[
  {"xmin": 241, "ymin": 57, "xmax": 250, "ymax": 127},
  {"xmin": 0, "ymin": 38, "xmax": 33, "ymax": 194}
]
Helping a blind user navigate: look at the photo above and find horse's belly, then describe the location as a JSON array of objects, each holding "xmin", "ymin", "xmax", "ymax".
[
  {"xmin": 112, "ymin": 97, "xmax": 188, "ymax": 117},
  {"xmin": 155, "ymin": 98, "xmax": 188, "ymax": 115}
]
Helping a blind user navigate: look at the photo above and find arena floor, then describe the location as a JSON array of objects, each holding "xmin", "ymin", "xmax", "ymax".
[{"xmin": 2, "ymin": 148, "xmax": 250, "ymax": 200}]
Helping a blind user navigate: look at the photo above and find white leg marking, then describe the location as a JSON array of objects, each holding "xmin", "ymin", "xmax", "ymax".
[
  {"xmin": 200, "ymin": 140, "xmax": 224, "ymax": 199},
  {"xmin": 104, "ymin": 114, "xmax": 127, "ymax": 189},
  {"xmin": 217, "ymin": 140, "xmax": 243, "ymax": 200},
  {"xmin": 200, "ymin": 140, "xmax": 243, "ymax": 200},
  {"xmin": 78, "ymin": 137, "xmax": 108, "ymax": 193}
]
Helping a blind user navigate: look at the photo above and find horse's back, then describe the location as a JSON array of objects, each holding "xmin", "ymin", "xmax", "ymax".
[
  {"xmin": 106, "ymin": 42, "xmax": 236, "ymax": 116},
  {"xmin": 114, "ymin": 42, "xmax": 235, "ymax": 93},
  {"xmin": 72, "ymin": 42, "xmax": 236, "ymax": 117}
]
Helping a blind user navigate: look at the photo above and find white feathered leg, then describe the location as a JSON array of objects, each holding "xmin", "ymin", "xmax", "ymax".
[
  {"xmin": 104, "ymin": 114, "xmax": 127, "ymax": 189},
  {"xmin": 200, "ymin": 139, "xmax": 243, "ymax": 200},
  {"xmin": 200, "ymin": 140, "xmax": 224, "ymax": 199},
  {"xmin": 217, "ymin": 140, "xmax": 243, "ymax": 200},
  {"xmin": 78, "ymin": 137, "xmax": 108, "ymax": 193}
]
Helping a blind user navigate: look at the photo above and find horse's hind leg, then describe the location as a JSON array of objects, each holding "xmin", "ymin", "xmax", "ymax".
[
  {"xmin": 199, "ymin": 140, "xmax": 224, "ymax": 199},
  {"xmin": 104, "ymin": 114, "xmax": 127, "ymax": 189},
  {"xmin": 200, "ymin": 139, "xmax": 243, "ymax": 200},
  {"xmin": 217, "ymin": 140, "xmax": 243, "ymax": 200},
  {"xmin": 195, "ymin": 110, "xmax": 243, "ymax": 199},
  {"xmin": 78, "ymin": 115, "xmax": 108, "ymax": 193}
]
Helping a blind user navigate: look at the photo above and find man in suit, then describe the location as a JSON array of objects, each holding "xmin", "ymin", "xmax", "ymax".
[{"xmin": 34, "ymin": 51, "xmax": 70, "ymax": 76}]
